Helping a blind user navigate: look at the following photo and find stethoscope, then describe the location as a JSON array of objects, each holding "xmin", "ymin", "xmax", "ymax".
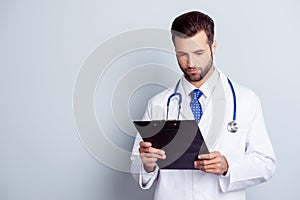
[{"xmin": 166, "ymin": 78, "xmax": 238, "ymax": 133}]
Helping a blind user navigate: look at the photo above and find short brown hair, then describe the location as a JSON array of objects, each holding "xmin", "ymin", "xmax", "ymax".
[{"xmin": 171, "ymin": 11, "xmax": 215, "ymax": 46}]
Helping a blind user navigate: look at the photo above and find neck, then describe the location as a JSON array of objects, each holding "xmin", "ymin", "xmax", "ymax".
[{"xmin": 191, "ymin": 66, "xmax": 215, "ymax": 88}]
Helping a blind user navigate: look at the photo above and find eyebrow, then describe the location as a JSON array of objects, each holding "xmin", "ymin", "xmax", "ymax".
[
  {"xmin": 194, "ymin": 49, "xmax": 206, "ymax": 53},
  {"xmin": 175, "ymin": 49, "xmax": 206, "ymax": 54}
]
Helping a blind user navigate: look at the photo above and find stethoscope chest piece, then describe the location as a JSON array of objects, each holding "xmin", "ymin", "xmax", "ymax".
[{"xmin": 227, "ymin": 120, "xmax": 238, "ymax": 133}]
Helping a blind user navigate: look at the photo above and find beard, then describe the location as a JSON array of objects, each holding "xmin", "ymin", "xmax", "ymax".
[{"xmin": 179, "ymin": 56, "xmax": 214, "ymax": 83}]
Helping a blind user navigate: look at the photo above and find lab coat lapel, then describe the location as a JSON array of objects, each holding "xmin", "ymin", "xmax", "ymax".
[{"xmin": 200, "ymin": 70, "xmax": 227, "ymax": 151}]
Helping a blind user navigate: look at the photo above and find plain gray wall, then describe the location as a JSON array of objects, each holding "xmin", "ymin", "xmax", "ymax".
[{"xmin": 1, "ymin": 0, "xmax": 299, "ymax": 199}]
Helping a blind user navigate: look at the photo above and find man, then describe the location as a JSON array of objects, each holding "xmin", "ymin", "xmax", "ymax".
[{"xmin": 131, "ymin": 11, "xmax": 276, "ymax": 200}]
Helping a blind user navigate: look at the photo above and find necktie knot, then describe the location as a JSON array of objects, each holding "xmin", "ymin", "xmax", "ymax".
[{"xmin": 192, "ymin": 89, "xmax": 202, "ymax": 100}]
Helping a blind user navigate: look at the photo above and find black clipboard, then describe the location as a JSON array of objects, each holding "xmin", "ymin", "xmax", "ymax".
[{"xmin": 133, "ymin": 120, "xmax": 209, "ymax": 170}]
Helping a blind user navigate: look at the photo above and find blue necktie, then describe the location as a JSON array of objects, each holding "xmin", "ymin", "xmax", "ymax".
[{"xmin": 190, "ymin": 89, "xmax": 203, "ymax": 123}]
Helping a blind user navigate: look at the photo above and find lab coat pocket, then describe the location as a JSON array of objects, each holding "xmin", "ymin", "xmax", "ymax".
[{"xmin": 218, "ymin": 126, "xmax": 248, "ymax": 156}]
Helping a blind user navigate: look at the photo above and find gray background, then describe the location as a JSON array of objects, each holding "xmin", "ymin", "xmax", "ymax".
[{"xmin": 1, "ymin": 0, "xmax": 299, "ymax": 199}]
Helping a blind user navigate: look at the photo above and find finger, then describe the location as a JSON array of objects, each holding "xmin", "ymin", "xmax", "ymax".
[
  {"xmin": 142, "ymin": 157, "xmax": 158, "ymax": 164},
  {"xmin": 195, "ymin": 158, "xmax": 220, "ymax": 166},
  {"xmin": 196, "ymin": 154, "xmax": 224, "ymax": 165},
  {"xmin": 194, "ymin": 161, "xmax": 221, "ymax": 172},
  {"xmin": 139, "ymin": 146, "xmax": 150, "ymax": 153},
  {"xmin": 139, "ymin": 141, "xmax": 152, "ymax": 148},
  {"xmin": 139, "ymin": 142, "xmax": 165, "ymax": 155},
  {"xmin": 194, "ymin": 159, "xmax": 227, "ymax": 175},
  {"xmin": 194, "ymin": 160, "xmax": 221, "ymax": 168},
  {"xmin": 141, "ymin": 152, "xmax": 166, "ymax": 160},
  {"xmin": 139, "ymin": 148, "xmax": 166, "ymax": 160},
  {"xmin": 139, "ymin": 142, "xmax": 152, "ymax": 153},
  {"xmin": 140, "ymin": 145, "xmax": 165, "ymax": 155},
  {"xmin": 140, "ymin": 146, "xmax": 165, "ymax": 155},
  {"xmin": 198, "ymin": 151, "xmax": 220, "ymax": 160},
  {"xmin": 201, "ymin": 168, "xmax": 224, "ymax": 175},
  {"xmin": 198, "ymin": 152, "xmax": 214, "ymax": 160},
  {"xmin": 148, "ymin": 147, "xmax": 165, "ymax": 156}
]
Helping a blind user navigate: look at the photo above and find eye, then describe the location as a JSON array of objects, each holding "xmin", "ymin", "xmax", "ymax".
[{"xmin": 195, "ymin": 51, "xmax": 204, "ymax": 55}]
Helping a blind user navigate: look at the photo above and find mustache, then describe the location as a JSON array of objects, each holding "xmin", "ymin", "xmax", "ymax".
[{"xmin": 187, "ymin": 66, "xmax": 201, "ymax": 70}]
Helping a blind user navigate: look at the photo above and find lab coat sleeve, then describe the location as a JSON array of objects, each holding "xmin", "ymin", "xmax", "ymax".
[
  {"xmin": 130, "ymin": 99, "xmax": 160, "ymax": 189},
  {"xmin": 219, "ymin": 95, "xmax": 277, "ymax": 192}
]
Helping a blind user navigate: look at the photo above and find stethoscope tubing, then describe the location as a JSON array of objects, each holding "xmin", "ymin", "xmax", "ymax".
[
  {"xmin": 227, "ymin": 78, "xmax": 237, "ymax": 121},
  {"xmin": 166, "ymin": 76, "xmax": 238, "ymax": 133}
]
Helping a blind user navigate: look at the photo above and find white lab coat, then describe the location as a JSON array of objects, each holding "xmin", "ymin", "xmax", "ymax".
[{"xmin": 131, "ymin": 69, "xmax": 276, "ymax": 200}]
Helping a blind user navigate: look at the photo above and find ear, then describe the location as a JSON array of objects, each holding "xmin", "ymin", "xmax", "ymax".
[{"xmin": 211, "ymin": 40, "xmax": 217, "ymax": 55}]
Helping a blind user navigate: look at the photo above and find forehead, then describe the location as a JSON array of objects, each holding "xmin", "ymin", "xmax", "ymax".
[{"xmin": 174, "ymin": 30, "xmax": 209, "ymax": 51}]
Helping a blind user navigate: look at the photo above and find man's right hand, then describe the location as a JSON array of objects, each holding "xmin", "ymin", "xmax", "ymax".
[{"xmin": 139, "ymin": 141, "xmax": 166, "ymax": 173}]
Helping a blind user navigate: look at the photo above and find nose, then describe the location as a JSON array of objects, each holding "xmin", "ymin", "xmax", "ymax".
[{"xmin": 187, "ymin": 55, "xmax": 196, "ymax": 68}]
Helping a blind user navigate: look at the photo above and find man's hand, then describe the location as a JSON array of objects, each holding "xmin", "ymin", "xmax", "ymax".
[
  {"xmin": 139, "ymin": 141, "xmax": 166, "ymax": 173},
  {"xmin": 194, "ymin": 151, "xmax": 228, "ymax": 176}
]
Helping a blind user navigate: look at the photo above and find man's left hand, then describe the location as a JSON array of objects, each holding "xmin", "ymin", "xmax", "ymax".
[{"xmin": 194, "ymin": 151, "xmax": 228, "ymax": 176}]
